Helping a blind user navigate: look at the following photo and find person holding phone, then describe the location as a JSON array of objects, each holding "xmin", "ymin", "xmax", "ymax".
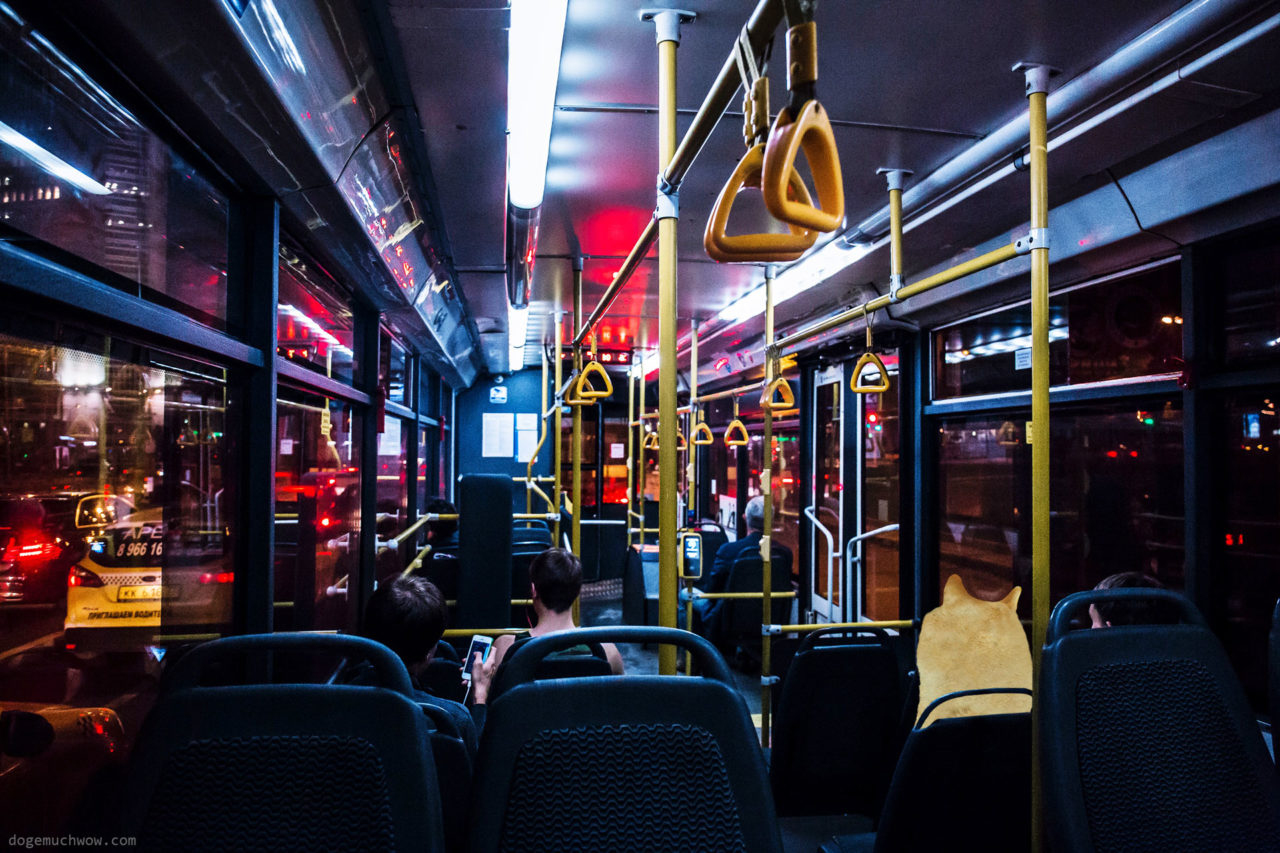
[
  {"xmin": 470, "ymin": 548, "xmax": 623, "ymax": 704},
  {"xmin": 348, "ymin": 575, "xmax": 480, "ymax": 755}
]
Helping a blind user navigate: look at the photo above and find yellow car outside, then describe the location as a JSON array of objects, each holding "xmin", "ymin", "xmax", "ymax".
[{"xmin": 64, "ymin": 508, "xmax": 232, "ymax": 648}]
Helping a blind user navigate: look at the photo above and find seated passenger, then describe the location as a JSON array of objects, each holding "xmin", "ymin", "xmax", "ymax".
[
  {"xmin": 1088, "ymin": 571, "xmax": 1180, "ymax": 627},
  {"xmin": 471, "ymin": 548, "xmax": 623, "ymax": 703},
  {"xmin": 346, "ymin": 575, "xmax": 479, "ymax": 753},
  {"xmin": 423, "ymin": 497, "xmax": 459, "ymax": 551},
  {"xmin": 685, "ymin": 495, "xmax": 792, "ymax": 647}
]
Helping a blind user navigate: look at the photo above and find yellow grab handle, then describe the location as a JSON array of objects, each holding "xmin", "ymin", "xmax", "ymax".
[
  {"xmin": 691, "ymin": 422, "xmax": 715, "ymax": 446},
  {"xmin": 760, "ymin": 376, "xmax": 796, "ymax": 411},
  {"xmin": 676, "ymin": 429, "xmax": 688, "ymax": 451},
  {"xmin": 576, "ymin": 361, "xmax": 614, "ymax": 399},
  {"xmin": 724, "ymin": 419, "xmax": 750, "ymax": 447},
  {"xmin": 763, "ymin": 100, "xmax": 844, "ymax": 234},
  {"xmin": 851, "ymin": 351, "xmax": 891, "ymax": 394},
  {"xmin": 704, "ymin": 143, "xmax": 818, "ymax": 263},
  {"xmin": 642, "ymin": 432, "xmax": 659, "ymax": 451}
]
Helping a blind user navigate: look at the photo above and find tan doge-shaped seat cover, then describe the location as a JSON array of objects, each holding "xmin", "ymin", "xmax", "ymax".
[{"xmin": 916, "ymin": 574, "xmax": 1032, "ymax": 727}]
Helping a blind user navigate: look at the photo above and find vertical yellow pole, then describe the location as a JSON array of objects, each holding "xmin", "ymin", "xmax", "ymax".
[
  {"xmin": 553, "ymin": 311, "xmax": 563, "ymax": 543},
  {"xmin": 761, "ymin": 268, "xmax": 775, "ymax": 745},
  {"xmin": 528, "ymin": 347, "xmax": 547, "ymax": 517},
  {"xmin": 651, "ymin": 10, "xmax": 688, "ymax": 676},
  {"xmin": 626, "ymin": 362, "xmax": 635, "ymax": 553},
  {"xmin": 686, "ymin": 321, "xmax": 699, "ymax": 674},
  {"xmin": 572, "ymin": 264, "xmax": 584, "ymax": 560},
  {"xmin": 1024, "ymin": 63, "xmax": 1052, "ymax": 853}
]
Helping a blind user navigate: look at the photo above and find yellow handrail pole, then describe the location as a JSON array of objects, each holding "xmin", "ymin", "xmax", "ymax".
[
  {"xmin": 693, "ymin": 380, "xmax": 766, "ymax": 406},
  {"xmin": 572, "ymin": 257, "xmax": 584, "ymax": 564},
  {"xmin": 773, "ymin": 618, "xmax": 912, "ymax": 633},
  {"xmin": 626, "ymin": 363, "xmax": 636, "ymax": 553},
  {"xmin": 526, "ymin": 346, "xmax": 549, "ymax": 517},
  {"xmin": 768, "ymin": 241, "xmax": 1020, "ymax": 358},
  {"xmin": 761, "ymin": 266, "xmax": 776, "ymax": 745},
  {"xmin": 877, "ymin": 166, "xmax": 911, "ymax": 301},
  {"xmin": 685, "ymin": 320, "xmax": 699, "ymax": 675},
  {"xmin": 1023, "ymin": 62, "xmax": 1053, "ymax": 853},
  {"xmin": 574, "ymin": 0, "xmax": 783, "ymax": 349},
  {"xmin": 553, "ymin": 311, "xmax": 564, "ymax": 543},
  {"xmin": 650, "ymin": 9, "xmax": 690, "ymax": 677}
]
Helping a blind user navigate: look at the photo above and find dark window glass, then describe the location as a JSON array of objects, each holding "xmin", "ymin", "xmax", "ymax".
[
  {"xmin": 273, "ymin": 392, "xmax": 360, "ymax": 632},
  {"xmin": 1220, "ymin": 392, "xmax": 1280, "ymax": 710},
  {"xmin": 934, "ymin": 261, "xmax": 1181, "ymax": 399},
  {"xmin": 438, "ymin": 421, "xmax": 451, "ymax": 500},
  {"xmin": 937, "ymin": 401, "xmax": 1184, "ymax": 618},
  {"xmin": 0, "ymin": 11, "xmax": 229, "ymax": 329},
  {"xmin": 378, "ymin": 328, "xmax": 408, "ymax": 405},
  {"xmin": 417, "ymin": 424, "xmax": 432, "ymax": 517},
  {"xmin": 704, "ymin": 398, "xmax": 742, "ymax": 531},
  {"xmin": 277, "ymin": 240, "xmax": 356, "ymax": 384},
  {"xmin": 601, "ymin": 419, "xmax": 630, "ymax": 506},
  {"xmin": 1211, "ymin": 224, "xmax": 1280, "ymax": 366},
  {"xmin": 375, "ymin": 417, "xmax": 409, "ymax": 579},
  {"xmin": 0, "ymin": 323, "xmax": 232, "ymax": 833},
  {"xmin": 863, "ymin": 354, "xmax": 901, "ymax": 621}
]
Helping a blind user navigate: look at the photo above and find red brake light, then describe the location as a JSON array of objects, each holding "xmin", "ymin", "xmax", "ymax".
[
  {"xmin": 198, "ymin": 571, "xmax": 235, "ymax": 585},
  {"xmin": 68, "ymin": 565, "xmax": 104, "ymax": 588},
  {"xmin": 320, "ymin": 517, "xmax": 332, "ymax": 528}
]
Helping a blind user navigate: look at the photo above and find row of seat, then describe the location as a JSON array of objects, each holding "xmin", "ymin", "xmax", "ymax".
[{"xmin": 104, "ymin": 589, "xmax": 1280, "ymax": 852}]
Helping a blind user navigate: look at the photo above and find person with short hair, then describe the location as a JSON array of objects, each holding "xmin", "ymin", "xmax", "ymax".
[
  {"xmin": 684, "ymin": 495, "xmax": 791, "ymax": 648},
  {"xmin": 349, "ymin": 575, "xmax": 478, "ymax": 753},
  {"xmin": 471, "ymin": 548, "xmax": 623, "ymax": 704},
  {"xmin": 423, "ymin": 497, "xmax": 458, "ymax": 548},
  {"xmin": 1088, "ymin": 571, "xmax": 1179, "ymax": 627}
]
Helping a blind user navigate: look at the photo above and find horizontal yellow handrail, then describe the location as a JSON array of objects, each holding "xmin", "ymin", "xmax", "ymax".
[
  {"xmin": 772, "ymin": 619, "xmax": 915, "ymax": 633},
  {"xmin": 694, "ymin": 591, "xmax": 797, "ymax": 600}
]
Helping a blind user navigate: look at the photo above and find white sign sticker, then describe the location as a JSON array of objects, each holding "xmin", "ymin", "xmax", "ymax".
[
  {"xmin": 1014, "ymin": 348, "xmax": 1032, "ymax": 370},
  {"xmin": 482, "ymin": 412, "xmax": 514, "ymax": 457},
  {"xmin": 610, "ymin": 442, "xmax": 625, "ymax": 459},
  {"xmin": 489, "ymin": 386, "xmax": 508, "ymax": 404}
]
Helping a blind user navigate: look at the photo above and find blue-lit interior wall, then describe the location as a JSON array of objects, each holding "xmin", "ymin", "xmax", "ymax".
[{"xmin": 455, "ymin": 370, "xmax": 555, "ymax": 514}]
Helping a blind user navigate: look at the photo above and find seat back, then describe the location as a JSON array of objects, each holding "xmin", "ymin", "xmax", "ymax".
[
  {"xmin": 873, "ymin": 689, "xmax": 1031, "ymax": 852},
  {"xmin": 469, "ymin": 627, "xmax": 782, "ymax": 853},
  {"xmin": 511, "ymin": 523, "xmax": 553, "ymax": 548},
  {"xmin": 457, "ymin": 475, "xmax": 513, "ymax": 629},
  {"xmin": 417, "ymin": 703, "xmax": 472, "ymax": 853},
  {"xmin": 770, "ymin": 628, "xmax": 905, "ymax": 818},
  {"xmin": 489, "ymin": 636, "xmax": 614, "ymax": 701},
  {"xmin": 717, "ymin": 548, "xmax": 793, "ymax": 648},
  {"xmin": 120, "ymin": 633, "xmax": 443, "ymax": 853},
  {"xmin": 1041, "ymin": 589, "xmax": 1280, "ymax": 853}
]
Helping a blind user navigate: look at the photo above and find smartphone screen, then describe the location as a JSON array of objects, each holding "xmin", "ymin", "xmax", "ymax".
[{"xmin": 462, "ymin": 635, "xmax": 493, "ymax": 680}]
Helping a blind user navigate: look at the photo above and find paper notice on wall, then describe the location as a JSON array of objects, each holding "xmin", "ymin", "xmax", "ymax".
[
  {"xmin": 516, "ymin": 412, "xmax": 538, "ymax": 431},
  {"xmin": 482, "ymin": 412, "xmax": 514, "ymax": 457},
  {"xmin": 517, "ymin": 429, "xmax": 539, "ymax": 462},
  {"xmin": 610, "ymin": 442, "xmax": 625, "ymax": 459}
]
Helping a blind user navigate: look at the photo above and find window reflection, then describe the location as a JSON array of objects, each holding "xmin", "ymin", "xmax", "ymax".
[
  {"xmin": 0, "ymin": 10, "xmax": 229, "ymax": 329},
  {"xmin": 277, "ymin": 240, "xmax": 356, "ymax": 383},
  {"xmin": 0, "ymin": 327, "xmax": 231, "ymax": 832},
  {"xmin": 1220, "ymin": 392, "xmax": 1280, "ymax": 708},
  {"xmin": 1211, "ymin": 224, "xmax": 1280, "ymax": 366},
  {"xmin": 274, "ymin": 393, "xmax": 360, "ymax": 632},
  {"xmin": 863, "ymin": 355, "xmax": 900, "ymax": 621},
  {"xmin": 937, "ymin": 402, "xmax": 1183, "ymax": 617},
  {"xmin": 934, "ymin": 261, "xmax": 1181, "ymax": 399}
]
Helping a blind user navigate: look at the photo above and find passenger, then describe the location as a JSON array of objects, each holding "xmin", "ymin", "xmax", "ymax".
[
  {"xmin": 423, "ymin": 496, "xmax": 459, "ymax": 550},
  {"xmin": 1088, "ymin": 571, "xmax": 1180, "ymax": 627},
  {"xmin": 685, "ymin": 495, "xmax": 792, "ymax": 649},
  {"xmin": 471, "ymin": 547, "xmax": 623, "ymax": 704},
  {"xmin": 347, "ymin": 575, "xmax": 479, "ymax": 753}
]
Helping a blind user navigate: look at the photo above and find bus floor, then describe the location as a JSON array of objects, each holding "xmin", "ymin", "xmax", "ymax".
[{"xmin": 579, "ymin": 580, "xmax": 764, "ymax": 718}]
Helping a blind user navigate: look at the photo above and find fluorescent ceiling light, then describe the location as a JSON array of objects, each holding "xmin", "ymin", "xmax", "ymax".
[
  {"xmin": 507, "ymin": 0, "xmax": 568, "ymax": 210},
  {"xmin": 0, "ymin": 119, "xmax": 111, "ymax": 195},
  {"xmin": 508, "ymin": 302, "xmax": 529, "ymax": 371}
]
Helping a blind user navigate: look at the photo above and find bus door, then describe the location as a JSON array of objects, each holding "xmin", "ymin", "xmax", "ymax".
[{"xmin": 806, "ymin": 365, "xmax": 844, "ymax": 622}]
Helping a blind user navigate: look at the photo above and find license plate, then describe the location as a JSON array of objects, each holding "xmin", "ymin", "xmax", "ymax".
[{"xmin": 118, "ymin": 584, "xmax": 162, "ymax": 601}]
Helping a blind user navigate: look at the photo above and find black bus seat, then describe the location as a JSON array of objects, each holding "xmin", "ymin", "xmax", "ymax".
[
  {"xmin": 457, "ymin": 474, "xmax": 513, "ymax": 629},
  {"xmin": 819, "ymin": 687, "xmax": 1033, "ymax": 853},
  {"xmin": 770, "ymin": 628, "xmax": 907, "ymax": 820},
  {"xmin": 468, "ymin": 626, "xmax": 782, "ymax": 853},
  {"xmin": 1041, "ymin": 589, "xmax": 1280, "ymax": 853},
  {"xmin": 511, "ymin": 523, "xmax": 553, "ymax": 547},
  {"xmin": 417, "ymin": 702, "xmax": 473, "ymax": 853},
  {"xmin": 117, "ymin": 633, "xmax": 445, "ymax": 852},
  {"xmin": 715, "ymin": 547, "xmax": 793, "ymax": 664},
  {"xmin": 486, "ymin": 635, "xmax": 614, "ymax": 702}
]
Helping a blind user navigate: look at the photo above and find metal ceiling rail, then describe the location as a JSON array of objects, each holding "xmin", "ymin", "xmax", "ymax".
[{"xmin": 571, "ymin": 0, "xmax": 786, "ymax": 347}]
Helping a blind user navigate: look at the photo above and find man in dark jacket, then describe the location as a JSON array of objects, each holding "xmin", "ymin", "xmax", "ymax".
[{"xmin": 690, "ymin": 495, "xmax": 792, "ymax": 647}]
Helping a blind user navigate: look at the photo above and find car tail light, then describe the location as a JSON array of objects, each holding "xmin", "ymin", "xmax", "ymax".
[
  {"xmin": 198, "ymin": 571, "xmax": 235, "ymax": 585},
  {"xmin": 68, "ymin": 565, "xmax": 104, "ymax": 588},
  {"xmin": 3, "ymin": 531, "xmax": 59, "ymax": 562}
]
